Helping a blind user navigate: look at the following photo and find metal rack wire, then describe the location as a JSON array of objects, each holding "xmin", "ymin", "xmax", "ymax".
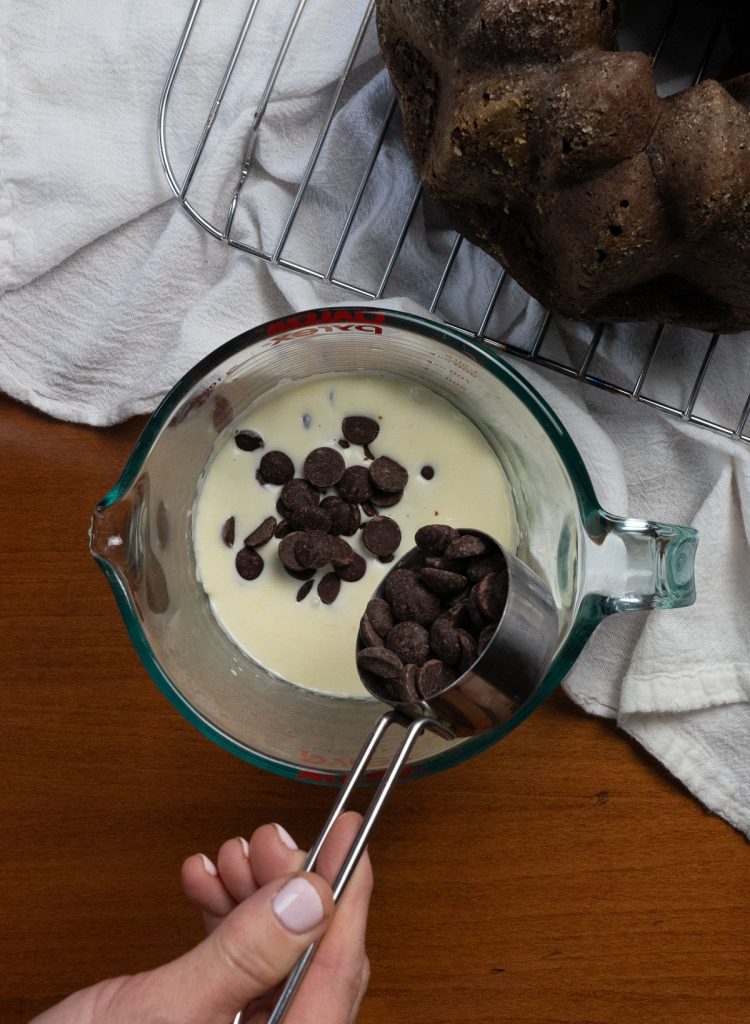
[{"xmin": 159, "ymin": 0, "xmax": 750, "ymax": 445}]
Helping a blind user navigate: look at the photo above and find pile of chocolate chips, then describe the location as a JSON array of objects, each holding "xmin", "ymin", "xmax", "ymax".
[
  {"xmin": 224, "ymin": 415, "xmax": 413, "ymax": 606},
  {"xmin": 356, "ymin": 525, "xmax": 508, "ymax": 702}
]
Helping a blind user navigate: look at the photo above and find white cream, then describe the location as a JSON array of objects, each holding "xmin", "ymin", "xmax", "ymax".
[{"xmin": 193, "ymin": 374, "xmax": 517, "ymax": 698}]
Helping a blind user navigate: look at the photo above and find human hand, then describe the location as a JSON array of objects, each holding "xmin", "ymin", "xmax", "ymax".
[{"xmin": 32, "ymin": 811, "xmax": 372, "ymax": 1024}]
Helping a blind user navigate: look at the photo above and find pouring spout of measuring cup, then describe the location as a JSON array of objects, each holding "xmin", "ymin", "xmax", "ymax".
[{"xmin": 246, "ymin": 529, "xmax": 558, "ymax": 1024}]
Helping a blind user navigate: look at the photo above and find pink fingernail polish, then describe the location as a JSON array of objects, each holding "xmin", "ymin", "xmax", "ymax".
[
  {"xmin": 273, "ymin": 823, "xmax": 298, "ymax": 850},
  {"xmin": 272, "ymin": 877, "xmax": 324, "ymax": 934},
  {"xmin": 239, "ymin": 837, "xmax": 250, "ymax": 859},
  {"xmin": 200, "ymin": 854, "xmax": 218, "ymax": 877}
]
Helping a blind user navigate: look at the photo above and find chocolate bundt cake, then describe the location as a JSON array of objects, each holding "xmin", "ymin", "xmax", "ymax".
[{"xmin": 376, "ymin": 0, "xmax": 750, "ymax": 332}]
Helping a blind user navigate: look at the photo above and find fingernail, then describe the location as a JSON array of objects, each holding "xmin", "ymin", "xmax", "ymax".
[
  {"xmin": 239, "ymin": 837, "xmax": 250, "ymax": 859},
  {"xmin": 272, "ymin": 877, "xmax": 324, "ymax": 934},
  {"xmin": 200, "ymin": 854, "xmax": 218, "ymax": 877},
  {"xmin": 273, "ymin": 823, "xmax": 297, "ymax": 850}
]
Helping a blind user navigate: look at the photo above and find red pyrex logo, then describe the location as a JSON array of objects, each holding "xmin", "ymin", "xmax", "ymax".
[{"xmin": 268, "ymin": 308, "xmax": 385, "ymax": 343}]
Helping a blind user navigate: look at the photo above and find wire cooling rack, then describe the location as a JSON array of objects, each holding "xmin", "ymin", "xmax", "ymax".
[{"xmin": 159, "ymin": 0, "xmax": 750, "ymax": 445}]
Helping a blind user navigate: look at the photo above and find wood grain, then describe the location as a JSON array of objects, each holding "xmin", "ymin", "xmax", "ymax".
[{"xmin": 0, "ymin": 393, "xmax": 747, "ymax": 1024}]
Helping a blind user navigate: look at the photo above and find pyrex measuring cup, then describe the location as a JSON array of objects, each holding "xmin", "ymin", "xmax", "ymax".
[{"xmin": 89, "ymin": 307, "xmax": 698, "ymax": 785}]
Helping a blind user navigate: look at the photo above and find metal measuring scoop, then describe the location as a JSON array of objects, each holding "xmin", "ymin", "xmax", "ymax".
[{"xmin": 243, "ymin": 530, "xmax": 558, "ymax": 1024}]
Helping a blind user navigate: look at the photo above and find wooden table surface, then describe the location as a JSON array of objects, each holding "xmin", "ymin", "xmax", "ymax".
[{"xmin": 1, "ymin": 392, "xmax": 747, "ymax": 1024}]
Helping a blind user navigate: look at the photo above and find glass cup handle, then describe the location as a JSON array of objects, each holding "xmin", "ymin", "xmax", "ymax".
[{"xmin": 593, "ymin": 511, "xmax": 698, "ymax": 614}]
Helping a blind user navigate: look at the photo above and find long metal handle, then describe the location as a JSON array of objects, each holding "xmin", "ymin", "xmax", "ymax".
[{"xmin": 231, "ymin": 709, "xmax": 452, "ymax": 1024}]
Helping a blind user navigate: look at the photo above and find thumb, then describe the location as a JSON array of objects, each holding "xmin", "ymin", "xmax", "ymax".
[{"xmin": 137, "ymin": 872, "xmax": 334, "ymax": 1022}]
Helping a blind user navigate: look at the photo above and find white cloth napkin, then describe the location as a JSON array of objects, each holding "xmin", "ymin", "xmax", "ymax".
[{"xmin": 2, "ymin": 0, "xmax": 749, "ymax": 835}]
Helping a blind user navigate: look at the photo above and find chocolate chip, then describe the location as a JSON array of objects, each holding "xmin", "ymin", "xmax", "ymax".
[
  {"xmin": 371, "ymin": 488, "xmax": 402, "ymax": 508},
  {"xmin": 284, "ymin": 566, "xmax": 316, "ymax": 582},
  {"xmin": 338, "ymin": 438, "xmax": 350, "ymax": 449},
  {"xmin": 291, "ymin": 504, "xmax": 333, "ymax": 533},
  {"xmin": 356, "ymin": 646, "xmax": 403, "ymax": 680},
  {"xmin": 258, "ymin": 450, "xmax": 294, "ymax": 485},
  {"xmin": 430, "ymin": 618, "xmax": 461, "ymax": 665},
  {"xmin": 478, "ymin": 624, "xmax": 497, "ymax": 653},
  {"xmin": 342, "ymin": 415, "xmax": 380, "ymax": 446},
  {"xmin": 386, "ymin": 621, "xmax": 430, "ymax": 666},
  {"xmin": 366, "ymin": 598, "xmax": 394, "ymax": 637},
  {"xmin": 294, "ymin": 530, "xmax": 333, "ymax": 569},
  {"xmin": 303, "ymin": 446, "xmax": 346, "ymax": 488},
  {"xmin": 455, "ymin": 629, "xmax": 478, "ymax": 673},
  {"xmin": 417, "ymin": 659, "xmax": 454, "ymax": 699},
  {"xmin": 281, "ymin": 478, "xmax": 318, "ymax": 511},
  {"xmin": 465, "ymin": 554, "xmax": 506, "ymax": 583},
  {"xmin": 329, "ymin": 536, "xmax": 355, "ymax": 568},
  {"xmin": 338, "ymin": 465, "xmax": 372, "ymax": 504},
  {"xmin": 397, "ymin": 663, "xmax": 420, "ymax": 702},
  {"xmin": 363, "ymin": 443, "xmax": 375, "ymax": 461},
  {"xmin": 361, "ymin": 500, "xmax": 377, "ymax": 518},
  {"xmin": 235, "ymin": 547, "xmax": 264, "ymax": 581},
  {"xmin": 235, "ymin": 430, "xmax": 264, "ymax": 452},
  {"xmin": 275, "ymin": 519, "xmax": 293, "ymax": 540},
  {"xmin": 336, "ymin": 552, "xmax": 366, "ymax": 582},
  {"xmin": 444, "ymin": 534, "xmax": 490, "ymax": 559},
  {"xmin": 369, "ymin": 456, "xmax": 408, "ymax": 493},
  {"xmin": 418, "ymin": 567, "xmax": 467, "ymax": 594},
  {"xmin": 320, "ymin": 495, "xmax": 360, "ymax": 536},
  {"xmin": 474, "ymin": 571, "xmax": 509, "ymax": 621},
  {"xmin": 359, "ymin": 615, "xmax": 385, "ymax": 648},
  {"xmin": 278, "ymin": 532, "xmax": 305, "ymax": 571},
  {"xmin": 318, "ymin": 572, "xmax": 341, "ymax": 605},
  {"xmin": 243, "ymin": 516, "xmax": 277, "ymax": 548},
  {"xmin": 296, "ymin": 580, "xmax": 314, "ymax": 602},
  {"xmin": 443, "ymin": 597, "xmax": 472, "ymax": 630},
  {"xmin": 468, "ymin": 587, "xmax": 488, "ymax": 630},
  {"xmin": 222, "ymin": 516, "xmax": 235, "ymax": 547},
  {"xmin": 424, "ymin": 556, "xmax": 466, "ymax": 573},
  {"xmin": 378, "ymin": 554, "xmax": 395, "ymax": 564},
  {"xmin": 370, "ymin": 485, "xmax": 403, "ymax": 509},
  {"xmin": 415, "ymin": 525, "xmax": 460, "ymax": 553},
  {"xmin": 362, "ymin": 516, "xmax": 401, "ymax": 558},
  {"xmin": 276, "ymin": 497, "xmax": 292, "ymax": 520},
  {"xmin": 385, "ymin": 570, "xmax": 441, "ymax": 625},
  {"xmin": 420, "ymin": 465, "xmax": 435, "ymax": 480}
]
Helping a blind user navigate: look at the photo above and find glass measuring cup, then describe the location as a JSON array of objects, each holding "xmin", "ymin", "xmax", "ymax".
[{"xmin": 89, "ymin": 307, "xmax": 698, "ymax": 785}]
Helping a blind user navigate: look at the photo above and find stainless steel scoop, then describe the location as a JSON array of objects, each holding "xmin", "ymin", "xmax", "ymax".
[{"xmin": 240, "ymin": 531, "xmax": 558, "ymax": 1024}]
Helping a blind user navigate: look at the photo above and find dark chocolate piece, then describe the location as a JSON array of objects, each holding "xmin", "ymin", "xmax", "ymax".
[
  {"xmin": 336, "ymin": 552, "xmax": 367, "ymax": 582},
  {"xmin": 338, "ymin": 465, "xmax": 372, "ymax": 504},
  {"xmin": 386, "ymin": 621, "xmax": 431, "ymax": 666},
  {"xmin": 294, "ymin": 530, "xmax": 333, "ymax": 570},
  {"xmin": 235, "ymin": 430, "xmax": 264, "ymax": 452},
  {"xmin": 243, "ymin": 516, "xmax": 277, "ymax": 548},
  {"xmin": 342, "ymin": 415, "xmax": 380, "ymax": 446},
  {"xmin": 362, "ymin": 516, "xmax": 402, "ymax": 558},
  {"xmin": 414, "ymin": 524, "xmax": 460, "ymax": 552},
  {"xmin": 418, "ymin": 567, "xmax": 467, "ymax": 594},
  {"xmin": 281, "ymin": 478, "xmax": 318, "ymax": 511},
  {"xmin": 444, "ymin": 534, "xmax": 490, "ymax": 559},
  {"xmin": 222, "ymin": 516, "xmax": 235, "ymax": 548},
  {"xmin": 357, "ymin": 646, "xmax": 404, "ymax": 680},
  {"xmin": 303, "ymin": 446, "xmax": 346, "ymax": 488},
  {"xmin": 366, "ymin": 597, "xmax": 394, "ymax": 637},
  {"xmin": 369, "ymin": 456, "xmax": 408, "ymax": 494},
  {"xmin": 318, "ymin": 572, "xmax": 342, "ymax": 605},
  {"xmin": 258, "ymin": 450, "xmax": 294, "ymax": 485},
  {"xmin": 235, "ymin": 547, "xmax": 264, "ymax": 581}
]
